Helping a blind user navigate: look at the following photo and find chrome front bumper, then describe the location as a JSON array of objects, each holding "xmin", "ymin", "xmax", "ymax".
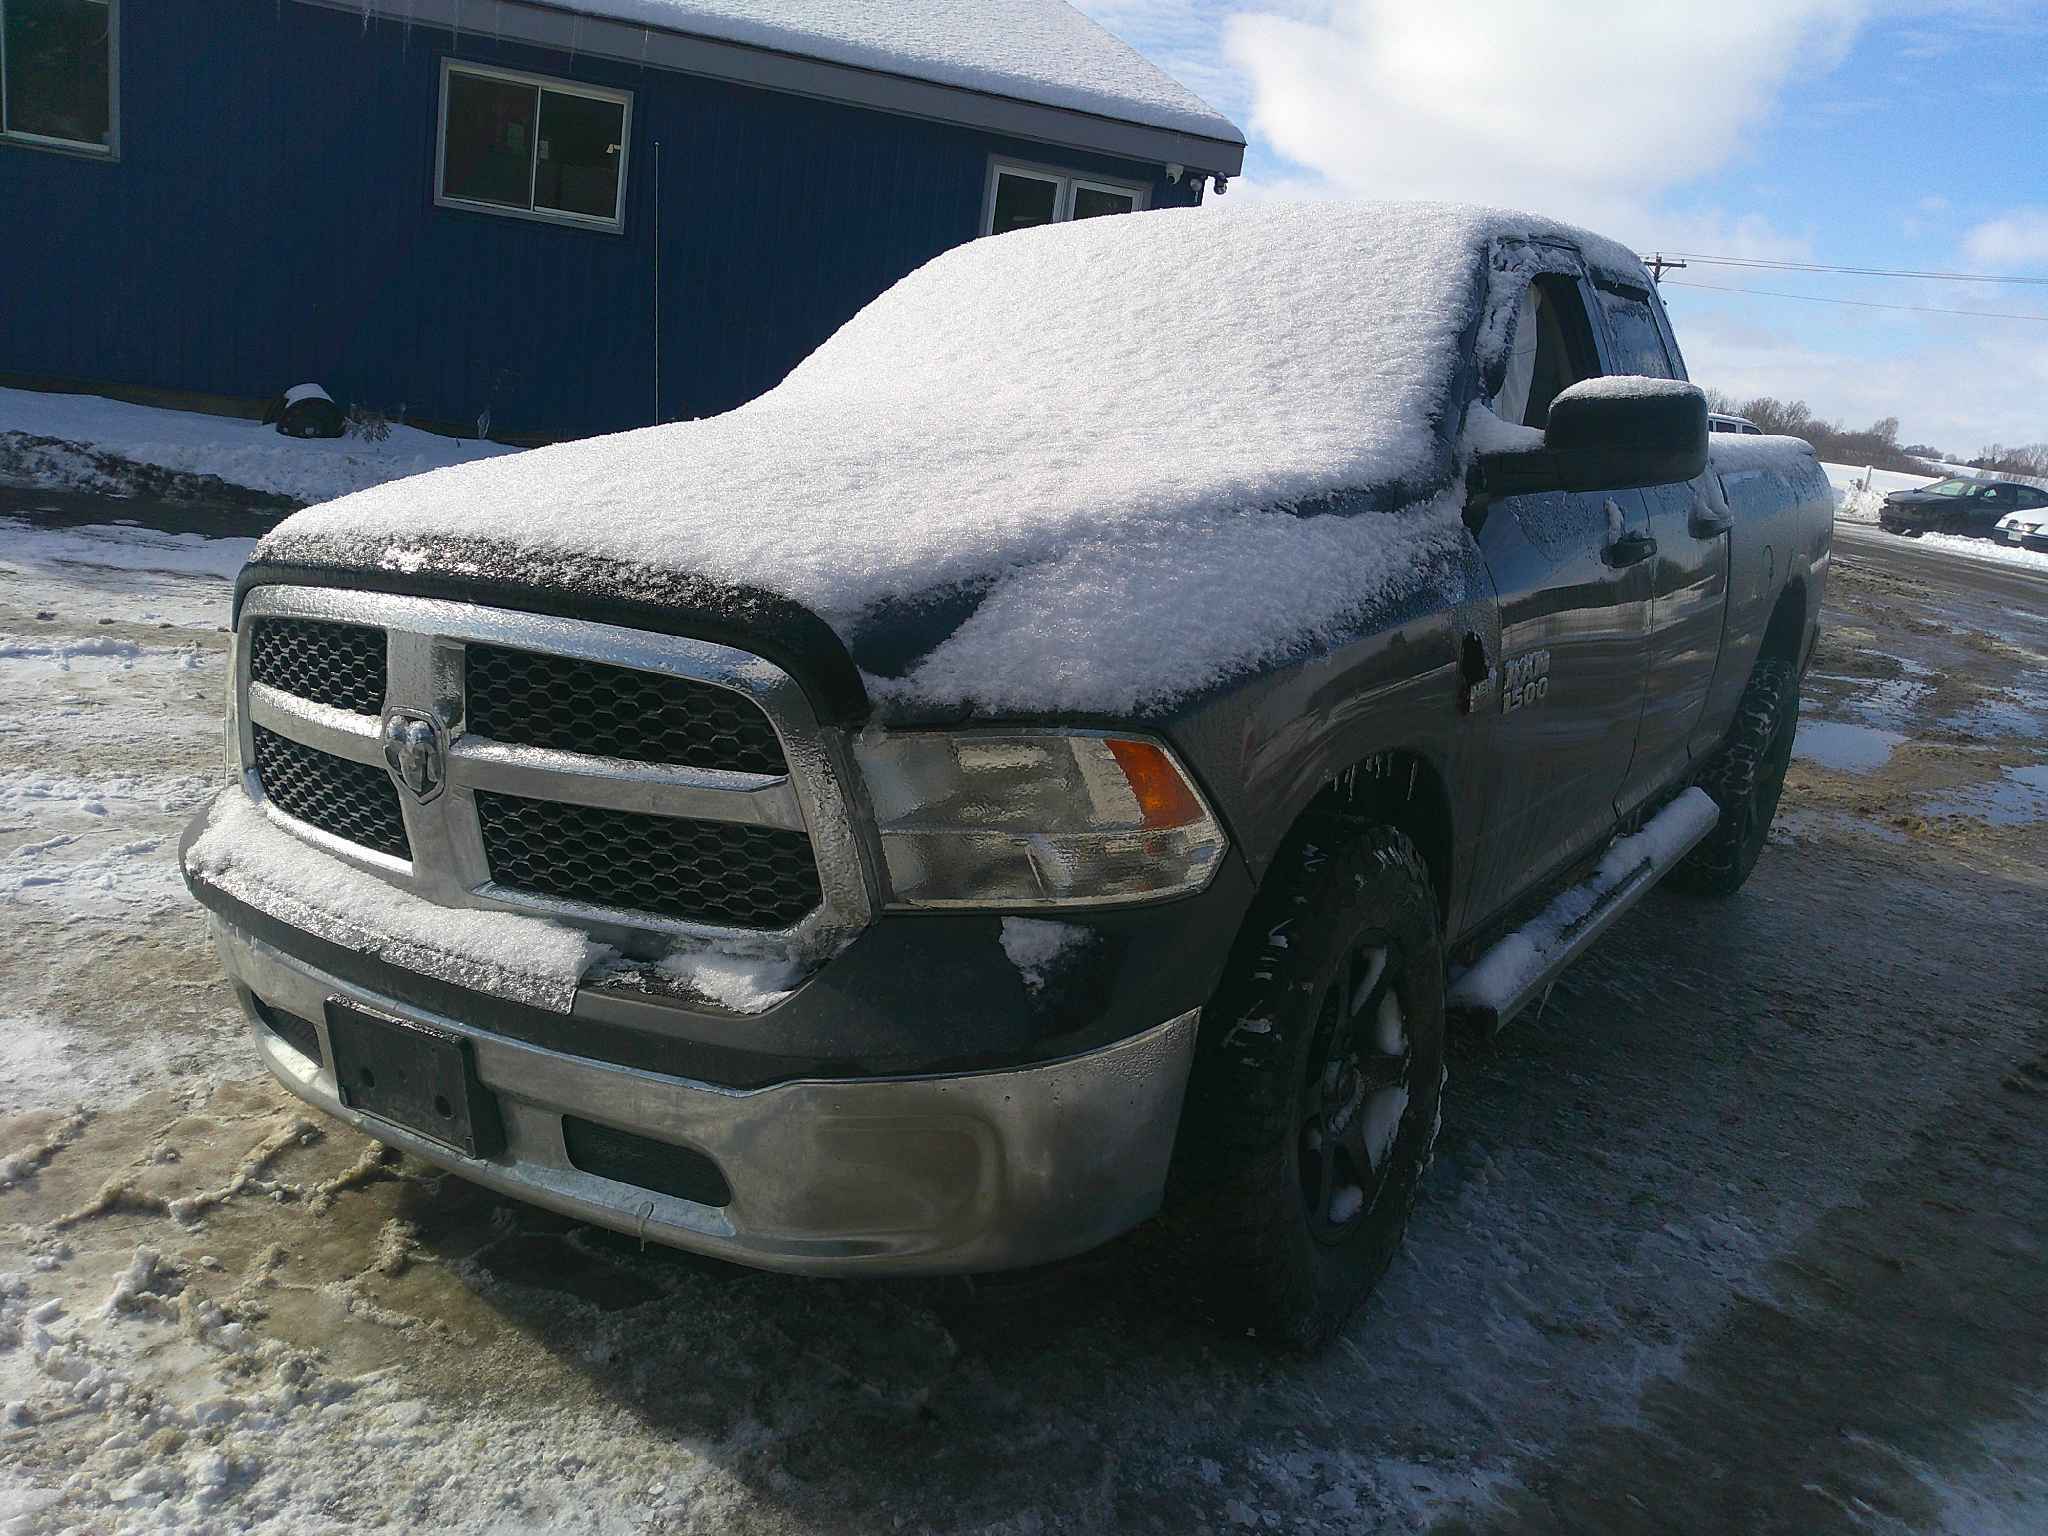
[{"xmin": 213, "ymin": 914, "xmax": 1199, "ymax": 1275}]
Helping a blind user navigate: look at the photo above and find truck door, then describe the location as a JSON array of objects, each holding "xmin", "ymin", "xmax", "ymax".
[
  {"xmin": 1464, "ymin": 269, "xmax": 1652, "ymax": 926},
  {"xmin": 1594, "ymin": 279, "xmax": 1730, "ymax": 811}
]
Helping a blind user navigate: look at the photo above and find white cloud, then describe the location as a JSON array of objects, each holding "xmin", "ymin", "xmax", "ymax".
[
  {"xmin": 1962, "ymin": 208, "xmax": 2048, "ymax": 268},
  {"xmin": 1221, "ymin": 0, "xmax": 1867, "ymax": 243},
  {"xmin": 1074, "ymin": 0, "xmax": 2036, "ymax": 452}
]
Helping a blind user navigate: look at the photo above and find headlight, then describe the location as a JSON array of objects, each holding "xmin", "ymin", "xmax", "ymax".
[{"xmin": 853, "ymin": 730, "xmax": 1226, "ymax": 909}]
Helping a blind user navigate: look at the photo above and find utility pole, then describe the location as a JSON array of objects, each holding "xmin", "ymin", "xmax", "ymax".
[{"xmin": 1644, "ymin": 253, "xmax": 1687, "ymax": 284}]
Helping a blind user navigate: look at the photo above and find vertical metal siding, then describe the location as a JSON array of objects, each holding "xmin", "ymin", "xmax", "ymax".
[{"xmin": 0, "ymin": 0, "xmax": 1203, "ymax": 440}]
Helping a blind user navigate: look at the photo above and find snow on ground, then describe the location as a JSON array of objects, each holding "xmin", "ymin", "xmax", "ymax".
[
  {"xmin": 0, "ymin": 514, "xmax": 253, "ymax": 581},
  {"xmin": 1898, "ymin": 528, "xmax": 2048, "ymax": 576},
  {"xmin": 0, "ymin": 387, "xmax": 518, "ymax": 508},
  {"xmin": 1834, "ymin": 517, "xmax": 2048, "ymax": 578}
]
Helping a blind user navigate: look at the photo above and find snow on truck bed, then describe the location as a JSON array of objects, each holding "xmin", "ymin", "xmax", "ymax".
[{"xmin": 263, "ymin": 204, "xmax": 1656, "ymax": 716}]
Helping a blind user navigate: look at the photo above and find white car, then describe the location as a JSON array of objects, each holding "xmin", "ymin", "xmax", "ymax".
[
  {"xmin": 1708, "ymin": 411, "xmax": 1763, "ymax": 434},
  {"xmin": 1996, "ymin": 499, "xmax": 2048, "ymax": 552}
]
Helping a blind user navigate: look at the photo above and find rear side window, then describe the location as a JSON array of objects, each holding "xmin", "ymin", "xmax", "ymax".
[
  {"xmin": 1595, "ymin": 283, "xmax": 1676, "ymax": 379},
  {"xmin": 2021, "ymin": 488, "xmax": 2048, "ymax": 510}
]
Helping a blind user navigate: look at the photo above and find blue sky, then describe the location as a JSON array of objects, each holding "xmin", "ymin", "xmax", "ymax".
[{"xmin": 1080, "ymin": 1, "xmax": 2048, "ymax": 456}]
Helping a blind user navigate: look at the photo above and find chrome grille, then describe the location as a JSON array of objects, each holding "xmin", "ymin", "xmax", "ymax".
[
  {"xmin": 477, "ymin": 791, "xmax": 821, "ymax": 928},
  {"xmin": 233, "ymin": 588, "xmax": 871, "ymax": 962},
  {"xmin": 466, "ymin": 644, "xmax": 787, "ymax": 775},
  {"xmin": 252, "ymin": 724, "xmax": 411, "ymax": 860},
  {"xmin": 248, "ymin": 618, "xmax": 386, "ymax": 716}
]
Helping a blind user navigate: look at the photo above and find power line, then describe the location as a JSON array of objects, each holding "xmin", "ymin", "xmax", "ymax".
[
  {"xmin": 1657, "ymin": 252, "xmax": 2048, "ymax": 287},
  {"xmin": 1662, "ymin": 278, "xmax": 2048, "ymax": 322}
]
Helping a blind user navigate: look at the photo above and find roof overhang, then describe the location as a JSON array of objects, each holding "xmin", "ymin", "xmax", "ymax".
[{"xmin": 297, "ymin": 0, "xmax": 1246, "ymax": 177}]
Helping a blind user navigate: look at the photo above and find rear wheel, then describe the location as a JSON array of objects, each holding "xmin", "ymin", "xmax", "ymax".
[
  {"xmin": 1170, "ymin": 825, "xmax": 1446, "ymax": 1350},
  {"xmin": 1673, "ymin": 656, "xmax": 1799, "ymax": 896}
]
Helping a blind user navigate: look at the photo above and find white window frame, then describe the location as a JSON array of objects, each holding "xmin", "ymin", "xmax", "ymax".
[
  {"xmin": 0, "ymin": 0, "xmax": 119, "ymax": 159},
  {"xmin": 980, "ymin": 157, "xmax": 1148, "ymax": 236},
  {"xmin": 435, "ymin": 58, "xmax": 631, "ymax": 234}
]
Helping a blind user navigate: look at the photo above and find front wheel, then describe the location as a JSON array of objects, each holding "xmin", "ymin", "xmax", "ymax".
[
  {"xmin": 1169, "ymin": 825, "xmax": 1446, "ymax": 1350},
  {"xmin": 1673, "ymin": 656, "xmax": 1800, "ymax": 896}
]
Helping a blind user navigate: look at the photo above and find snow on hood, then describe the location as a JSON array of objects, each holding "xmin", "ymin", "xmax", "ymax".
[{"xmin": 259, "ymin": 202, "xmax": 1649, "ymax": 717}]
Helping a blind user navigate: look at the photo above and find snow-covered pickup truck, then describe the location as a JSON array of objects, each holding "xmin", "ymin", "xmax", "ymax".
[{"xmin": 180, "ymin": 203, "xmax": 1830, "ymax": 1348}]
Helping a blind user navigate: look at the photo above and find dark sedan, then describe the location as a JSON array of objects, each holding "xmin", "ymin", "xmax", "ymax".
[{"xmin": 1880, "ymin": 476, "xmax": 2048, "ymax": 537}]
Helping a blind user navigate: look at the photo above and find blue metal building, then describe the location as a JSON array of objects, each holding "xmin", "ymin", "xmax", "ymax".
[{"xmin": 0, "ymin": 0, "xmax": 1242, "ymax": 440}]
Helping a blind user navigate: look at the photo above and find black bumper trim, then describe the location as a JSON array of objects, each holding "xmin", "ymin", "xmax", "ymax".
[{"xmin": 182, "ymin": 811, "xmax": 1247, "ymax": 1091}]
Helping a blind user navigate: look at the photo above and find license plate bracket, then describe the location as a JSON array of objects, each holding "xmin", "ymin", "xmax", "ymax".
[{"xmin": 324, "ymin": 998, "xmax": 504, "ymax": 1159}]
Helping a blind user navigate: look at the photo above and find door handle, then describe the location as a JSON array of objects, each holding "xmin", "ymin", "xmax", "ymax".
[{"xmin": 1604, "ymin": 532, "xmax": 1658, "ymax": 568}]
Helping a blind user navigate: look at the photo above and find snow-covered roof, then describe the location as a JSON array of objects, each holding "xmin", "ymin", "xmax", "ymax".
[
  {"xmin": 332, "ymin": 0, "xmax": 1242, "ymax": 163},
  {"xmin": 568, "ymin": 0, "xmax": 1237, "ymax": 144},
  {"xmin": 259, "ymin": 202, "xmax": 1654, "ymax": 717}
]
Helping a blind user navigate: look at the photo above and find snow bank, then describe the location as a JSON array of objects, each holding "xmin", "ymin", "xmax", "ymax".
[
  {"xmin": 263, "ymin": 203, "xmax": 1652, "ymax": 716},
  {"xmin": 183, "ymin": 794, "xmax": 611, "ymax": 1012},
  {"xmin": 348, "ymin": 0, "xmax": 1240, "ymax": 145},
  {"xmin": 0, "ymin": 514, "xmax": 254, "ymax": 580},
  {"xmin": 1901, "ymin": 528, "xmax": 2048, "ymax": 576},
  {"xmin": 1820, "ymin": 460, "xmax": 1937, "ymax": 524},
  {"xmin": 0, "ymin": 387, "xmax": 518, "ymax": 508}
]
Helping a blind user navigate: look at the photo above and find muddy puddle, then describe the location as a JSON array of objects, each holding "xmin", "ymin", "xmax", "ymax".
[
  {"xmin": 1924, "ymin": 763, "xmax": 2048, "ymax": 827},
  {"xmin": 1793, "ymin": 717, "xmax": 1907, "ymax": 773}
]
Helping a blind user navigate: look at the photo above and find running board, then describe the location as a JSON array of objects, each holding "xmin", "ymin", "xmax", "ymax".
[{"xmin": 1445, "ymin": 787, "xmax": 1721, "ymax": 1034}]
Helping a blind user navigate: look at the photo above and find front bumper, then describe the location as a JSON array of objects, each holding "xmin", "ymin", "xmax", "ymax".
[{"xmin": 212, "ymin": 912, "xmax": 1199, "ymax": 1275}]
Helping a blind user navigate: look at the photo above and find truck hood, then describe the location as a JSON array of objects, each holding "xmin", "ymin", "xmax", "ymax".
[{"xmin": 254, "ymin": 203, "xmax": 1649, "ymax": 718}]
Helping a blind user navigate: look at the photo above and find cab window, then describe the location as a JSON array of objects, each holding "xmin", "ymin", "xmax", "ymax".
[
  {"xmin": 1595, "ymin": 283, "xmax": 1676, "ymax": 379},
  {"xmin": 1493, "ymin": 274, "xmax": 1602, "ymax": 429}
]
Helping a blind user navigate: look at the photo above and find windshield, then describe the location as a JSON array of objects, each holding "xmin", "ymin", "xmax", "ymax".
[{"xmin": 1919, "ymin": 478, "xmax": 1979, "ymax": 497}]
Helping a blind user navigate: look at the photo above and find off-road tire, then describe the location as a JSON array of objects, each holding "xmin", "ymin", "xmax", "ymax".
[
  {"xmin": 1672, "ymin": 656, "xmax": 1800, "ymax": 897},
  {"xmin": 1168, "ymin": 825, "xmax": 1446, "ymax": 1351}
]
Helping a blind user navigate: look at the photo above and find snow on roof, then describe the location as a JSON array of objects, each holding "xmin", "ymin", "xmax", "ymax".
[
  {"xmin": 498, "ymin": 0, "xmax": 1241, "ymax": 145},
  {"xmin": 261, "ymin": 202, "xmax": 1653, "ymax": 716}
]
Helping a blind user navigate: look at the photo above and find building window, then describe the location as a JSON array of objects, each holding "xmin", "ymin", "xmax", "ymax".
[
  {"xmin": 437, "ymin": 60, "xmax": 630, "ymax": 231},
  {"xmin": 983, "ymin": 160, "xmax": 1147, "ymax": 237},
  {"xmin": 1, "ymin": 0, "xmax": 115, "ymax": 155}
]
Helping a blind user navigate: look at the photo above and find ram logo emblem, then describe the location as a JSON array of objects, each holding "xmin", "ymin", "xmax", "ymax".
[
  {"xmin": 381, "ymin": 711, "xmax": 447, "ymax": 804},
  {"xmin": 1502, "ymin": 650, "xmax": 1552, "ymax": 714}
]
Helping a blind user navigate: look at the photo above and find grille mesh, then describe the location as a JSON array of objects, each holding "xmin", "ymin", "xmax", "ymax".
[
  {"xmin": 464, "ymin": 645, "xmax": 787, "ymax": 775},
  {"xmin": 476, "ymin": 791, "xmax": 819, "ymax": 928},
  {"xmin": 248, "ymin": 619, "xmax": 387, "ymax": 716},
  {"xmin": 253, "ymin": 725, "xmax": 411, "ymax": 860}
]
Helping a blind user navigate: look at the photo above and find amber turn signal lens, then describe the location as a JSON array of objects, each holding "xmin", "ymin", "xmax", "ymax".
[{"xmin": 1106, "ymin": 737, "xmax": 1206, "ymax": 829}]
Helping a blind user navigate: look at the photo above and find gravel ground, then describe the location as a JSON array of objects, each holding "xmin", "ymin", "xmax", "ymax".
[{"xmin": 1, "ymin": 503, "xmax": 2044, "ymax": 1534}]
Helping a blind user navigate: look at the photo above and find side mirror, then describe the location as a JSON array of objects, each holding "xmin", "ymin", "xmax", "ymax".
[{"xmin": 1477, "ymin": 378, "xmax": 1708, "ymax": 498}]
